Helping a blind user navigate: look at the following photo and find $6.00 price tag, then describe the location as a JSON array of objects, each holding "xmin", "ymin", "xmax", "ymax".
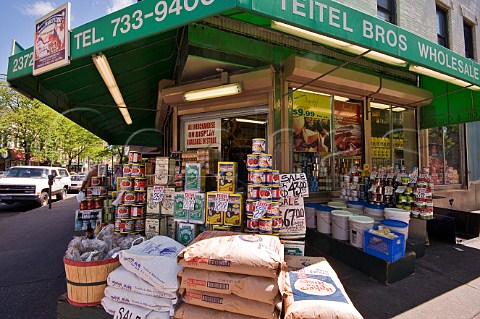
[
  {"xmin": 183, "ymin": 192, "xmax": 195, "ymax": 210},
  {"xmin": 152, "ymin": 186, "xmax": 165, "ymax": 203},
  {"xmin": 214, "ymin": 193, "xmax": 229, "ymax": 212},
  {"xmin": 253, "ymin": 201, "xmax": 270, "ymax": 219}
]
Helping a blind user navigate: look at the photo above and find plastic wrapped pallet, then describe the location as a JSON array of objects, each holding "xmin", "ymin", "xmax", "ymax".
[
  {"xmin": 178, "ymin": 268, "xmax": 279, "ymax": 304},
  {"xmin": 102, "ymin": 297, "xmax": 170, "ymax": 319},
  {"xmin": 108, "ymin": 266, "xmax": 177, "ymax": 299},
  {"xmin": 174, "ymin": 303, "xmax": 274, "ymax": 319},
  {"xmin": 182, "ymin": 289, "xmax": 281, "ymax": 319},
  {"xmin": 104, "ymin": 286, "xmax": 176, "ymax": 312},
  {"xmin": 177, "ymin": 231, "xmax": 284, "ymax": 278},
  {"xmin": 119, "ymin": 236, "xmax": 184, "ymax": 292},
  {"xmin": 281, "ymin": 256, "xmax": 363, "ymax": 319}
]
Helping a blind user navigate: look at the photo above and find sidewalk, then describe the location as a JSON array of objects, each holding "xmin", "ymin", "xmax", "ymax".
[{"xmin": 56, "ymin": 225, "xmax": 480, "ymax": 319}]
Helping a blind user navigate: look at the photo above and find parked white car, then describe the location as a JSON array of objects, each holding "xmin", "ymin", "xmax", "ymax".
[
  {"xmin": 69, "ymin": 174, "xmax": 85, "ymax": 192},
  {"xmin": 0, "ymin": 166, "xmax": 71, "ymax": 206}
]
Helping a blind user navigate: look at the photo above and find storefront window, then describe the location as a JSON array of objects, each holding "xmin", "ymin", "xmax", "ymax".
[
  {"xmin": 428, "ymin": 125, "xmax": 463, "ymax": 185},
  {"xmin": 370, "ymin": 103, "xmax": 417, "ymax": 171}
]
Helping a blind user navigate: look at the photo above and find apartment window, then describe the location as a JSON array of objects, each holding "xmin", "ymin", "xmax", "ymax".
[
  {"xmin": 436, "ymin": 5, "xmax": 449, "ymax": 48},
  {"xmin": 464, "ymin": 21, "xmax": 474, "ymax": 59},
  {"xmin": 377, "ymin": 0, "xmax": 396, "ymax": 24}
]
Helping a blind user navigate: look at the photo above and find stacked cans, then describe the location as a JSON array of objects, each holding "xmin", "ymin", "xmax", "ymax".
[
  {"xmin": 114, "ymin": 151, "xmax": 146, "ymax": 235},
  {"xmin": 245, "ymin": 138, "xmax": 283, "ymax": 235},
  {"xmin": 412, "ymin": 168, "xmax": 434, "ymax": 219}
]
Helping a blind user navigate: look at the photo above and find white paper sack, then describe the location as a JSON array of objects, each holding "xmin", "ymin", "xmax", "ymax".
[
  {"xmin": 104, "ymin": 286, "xmax": 176, "ymax": 312},
  {"xmin": 119, "ymin": 236, "xmax": 184, "ymax": 292},
  {"xmin": 282, "ymin": 257, "xmax": 363, "ymax": 319},
  {"xmin": 108, "ymin": 266, "xmax": 177, "ymax": 299},
  {"xmin": 102, "ymin": 297, "xmax": 170, "ymax": 319}
]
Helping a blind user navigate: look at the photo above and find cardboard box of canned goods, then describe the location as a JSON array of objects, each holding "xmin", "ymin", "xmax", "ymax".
[
  {"xmin": 146, "ymin": 186, "xmax": 161, "ymax": 215},
  {"xmin": 217, "ymin": 162, "xmax": 237, "ymax": 193},
  {"xmin": 177, "ymin": 222, "xmax": 199, "ymax": 246},
  {"xmin": 173, "ymin": 192, "xmax": 187, "ymax": 222},
  {"xmin": 186, "ymin": 193, "xmax": 206, "ymax": 224},
  {"xmin": 223, "ymin": 193, "xmax": 243, "ymax": 227},
  {"xmin": 185, "ymin": 163, "xmax": 205, "ymax": 192},
  {"xmin": 155, "ymin": 157, "xmax": 175, "ymax": 185},
  {"xmin": 160, "ymin": 187, "xmax": 175, "ymax": 216},
  {"xmin": 145, "ymin": 217, "xmax": 160, "ymax": 239},
  {"xmin": 206, "ymin": 192, "xmax": 223, "ymax": 225}
]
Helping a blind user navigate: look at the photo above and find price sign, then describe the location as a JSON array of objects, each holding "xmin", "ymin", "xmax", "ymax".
[
  {"xmin": 418, "ymin": 173, "xmax": 430, "ymax": 180},
  {"xmin": 183, "ymin": 192, "xmax": 195, "ymax": 210},
  {"xmin": 152, "ymin": 185, "xmax": 165, "ymax": 203},
  {"xmin": 384, "ymin": 186, "xmax": 394, "ymax": 195},
  {"xmin": 214, "ymin": 193, "xmax": 229, "ymax": 212},
  {"xmin": 395, "ymin": 186, "xmax": 407, "ymax": 194},
  {"xmin": 386, "ymin": 173, "xmax": 395, "ymax": 179},
  {"xmin": 253, "ymin": 201, "xmax": 270, "ymax": 219},
  {"xmin": 280, "ymin": 173, "xmax": 309, "ymax": 198},
  {"xmin": 416, "ymin": 192, "xmax": 427, "ymax": 199},
  {"xmin": 114, "ymin": 305, "xmax": 147, "ymax": 319},
  {"xmin": 92, "ymin": 187, "xmax": 101, "ymax": 196},
  {"xmin": 409, "ymin": 175, "xmax": 418, "ymax": 184}
]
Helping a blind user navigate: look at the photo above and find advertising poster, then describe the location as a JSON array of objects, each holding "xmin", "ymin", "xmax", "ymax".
[
  {"xmin": 184, "ymin": 119, "xmax": 221, "ymax": 149},
  {"xmin": 33, "ymin": 3, "xmax": 70, "ymax": 75},
  {"xmin": 333, "ymin": 101, "xmax": 362, "ymax": 156},
  {"xmin": 292, "ymin": 90, "xmax": 331, "ymax": 153}
]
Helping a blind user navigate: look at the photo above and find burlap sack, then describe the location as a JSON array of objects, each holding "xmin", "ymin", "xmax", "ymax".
[
  {"xmin": 281, "ymin": 256, "xmax": 363, "ymax": 319},
  {"xmin": 177, "ymin": 231, "xmax": 284, "ymax": 278},
  {"xmin": 182, "ymin": 289, "xmax": 281, "ymax": 319},
  {"xmin": 174, "ymin": 303, "xmax": 272, "ymax": 319},
  {"xmin": 178, "ymin": 268, "xmax": 279, "ymax": 304}
]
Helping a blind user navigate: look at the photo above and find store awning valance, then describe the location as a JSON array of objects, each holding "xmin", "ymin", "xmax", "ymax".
[{"xmin": 7, "ymin": 0, "xmax": 480, "ymax": 143}]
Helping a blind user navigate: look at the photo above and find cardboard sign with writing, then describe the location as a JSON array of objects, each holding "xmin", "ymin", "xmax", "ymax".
[
  {"xmin": 280, "ymin": 173, "xmax": 309, "ymax": 198},
  {"xmin": 214, "ymin": 193, "xmax": 229, "ymax": 212},
  {"xmin": 152, "ymin": 185, "xmax": 165, "ymax": 203},
  {"xmin": 183, "ymin": 192, "xmax": 195, "ymax": 211},
  {"xmin": 279, "ymin": 196, "xmax": 306, "ymax": 240}
]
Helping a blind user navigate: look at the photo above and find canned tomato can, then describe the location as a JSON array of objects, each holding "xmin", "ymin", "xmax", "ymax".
[
  {"xmin": 130, "ymin": 205, "xmax": 145, "ymax": 219},
  {"xmin": 252, "ymin": 138, "xmax": 266, "ymax": 154},
  {"xmin": 271, "ymin": 170, "xmax": 280, "ymax": 185},
  {"xmin": 134, "ymin": 219, "xmax": 145, "ymax": 232},
  {"xmin": 245, "ymin": 199, "xmax": 256, "ymax": 213},
  {"xmin": 259, "ymin": 217, "xmax": 273, "ymax": 234},
  {"xmin": 86, "ymin": 198, "xmax": 95, "ymax": 210},
  {"xmin": 267, "ymin": 201, "xmax": 279, "ymax": 217},
  {"xmin": 94, "ymin": 197, "xmax": 103, "ymax": 209},
  {"xmin": 130, "ymin": 164, "xmax": 145, "ymax": 177},
  {"xmin": 246, "ymin": 214, "xmax": 259, "ymax": 232},
  {"xmin": 123, "ymin": 191, "xmax": 136, "ymax": 205},
  {"xmin": 123, "ymin": 165, "xmax": 132, "ymax": 177},
  {"xmin": 272, "ymin": 216, "xmax": 283, "ymax": 233},
  {"xmin": 135, "ymin": 191, "xmax": 147, "ymax": 204},
  {"xmin": 246, "ymin": 154, "xmax": 259, "ymax": 170},
  {"xmin": 79, "ymin": 199, "xmax": 88, "ymax": 210},
  {"xmin": 114, "ymin": 219, "xmax": 121, "ymax": 232},
  {"xmin": 258, "ymin": 154, "xmax": 272, "ymax": 169},
  {"xmin": 116, "ymin": 205, "xmax": 130, "ymax": 219},
  {"xmin": 129, "ymin": 151, "xmax": 142, "ymax": 163},
  {"xmin": 271, "ymin": 186, "xmax": 281, "ymax": 201},
  {"xmin": 120, "ymin": 219, "xmax": 135, "ymax": 233},
  {"xmin": 264, "ymin": 170, "xmax": 273, "ymax": 184},
  {"xmin": 120, "ymin": 178, "xmax": 134, "ymax": 191},
  {"xmin": 247, "ymin": 185, "xmax": 260, "ymax": 200},
  {"xmin": 259, "ymin": 186, "xmax": 272, "ymax": 201},
  {"xmin": 251, "ymin": 170, "xmax": 266, "ymax": 185},
  {"xmin": 134, "ymin": 178, "xmax": 147, "ymax": 191},
  {"xmin": 86, "ymin": 187, "xmax": 93, "ymax": 197},
  {"xmin": 91, "ymin": 177, "xmax": 102, "ymax": 187}
]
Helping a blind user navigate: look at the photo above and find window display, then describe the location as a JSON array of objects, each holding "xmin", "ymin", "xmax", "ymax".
[{"xmin": 428, "ymin": 125, "xmax": 463, "ymax": 185}]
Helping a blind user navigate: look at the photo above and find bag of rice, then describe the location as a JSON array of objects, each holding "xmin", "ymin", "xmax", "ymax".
[
  {"xmin": 108, "ymin": 266, "xmax": 177, "ymax": 299},
  {"xmin": 177, "ymin": 231, "xmax": 284, "ymax": 278},
  {"xmin": 281, "ymin": 256, "xmax": 363, "ymax": 319},
  {"xmin": 178, "ymin": 268, "xmax": 279, "ymax": 304},
  {"xmin": 104, "ymin": 286, "xmax": 176, "ymax": 312},
  {"xmin": 182, "ymin": 289, "xmax": 281, "ymax": 319},
  {"xmin": 119, "ymin": 236, "xmax": 184, "ymax": 292},
  {"xmin": 174, "ymin": 303, "xmax": 271, "ymax": 319},
  {"xmin": 101, "ymin": 297, "xmax": 170, "ymax": 319}
]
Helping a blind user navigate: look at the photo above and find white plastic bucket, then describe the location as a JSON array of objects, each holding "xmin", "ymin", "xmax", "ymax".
[
  {"xmin": 328, "ymin": 201, "xmax": 347, "ymax": 209},
  {"xmin": 344, "ymin": 207, "xmax": 364, "ymax": 215},
  {"xmin": 349, "ymin": 215, "xmax": 374, "ymax": 248},
  {"xmin": 331, "ymin": 210, "xmax": 353, "ymax": 241},
  {"xmin": 380, "ymin": 219, "xmax": 409, "ymax": 240},
  {"xmin": 347, "ymin": 201, "xmax": 365, "ymax": 211},
  {"xmin": 305, "ymin": 206, "xmax": 317, "ymax": 229},
  {"xmin": 316, "ymin": 206, "xmax": 333, "ymax": 234},
  {"xmin": 364, "ymin": 204, "xmax": 385, "ymax": 219},
  {"xmin": 384, "ymin": 208, "xmax": 411, "ymax": 224}
]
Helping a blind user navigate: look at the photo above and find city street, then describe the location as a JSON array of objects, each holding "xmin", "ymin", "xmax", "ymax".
[{"xmin": 0, "ymin": 195, "xmax": 81, "ymax": 319}]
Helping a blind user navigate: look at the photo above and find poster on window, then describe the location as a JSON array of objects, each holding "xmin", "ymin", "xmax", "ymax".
[
  {"xmin": 185, "ymin": 119, "xmax": 221, "ymax": 149},
  {"xmin": 33, "ymin": 3, "xmax": 70, "ymax": 75},
  {"xmin": 292, "ymin": 90, "xmax": 331, "ymax": 153},
  {"xmin": 333, "ymin": 101, "xmax": 362, "ymax": 156}
]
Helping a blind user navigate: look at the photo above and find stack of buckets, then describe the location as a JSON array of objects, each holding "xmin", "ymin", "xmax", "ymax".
[{"xmin": 381, "ymin": 208, "xmax": 410, "ymax": 246}]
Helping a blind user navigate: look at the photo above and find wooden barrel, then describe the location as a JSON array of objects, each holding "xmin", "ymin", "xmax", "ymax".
[{"xmin": 64, "ymin": 257, "xmax": 120, "ymax": 307}]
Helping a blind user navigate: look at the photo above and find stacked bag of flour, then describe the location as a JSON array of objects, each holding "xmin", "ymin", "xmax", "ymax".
[
  {"xmin": 101, "ymin": 236, "xmax": 185, "ymax": 318},
  {"xmin": 175, "ymin": 231, "xmax": 284, "ymax": 319},
  {"xmin": 281, "ymin": 255, "xmax": 363, "ymax": 319}
]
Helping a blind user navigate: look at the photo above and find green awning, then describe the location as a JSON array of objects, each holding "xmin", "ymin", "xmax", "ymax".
[{"xmin": 7, "ymin": 0, "xmax": 480, "ymax": 143}]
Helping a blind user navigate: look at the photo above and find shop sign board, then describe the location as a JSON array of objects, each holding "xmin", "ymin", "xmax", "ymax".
[
  {"xmin": 184, "ymin": 119, "xmax": 221, "ymax": 149},
  {"xmin": 33, "ymin": 3, "xmax": 71, "ymax": 76},
  {"xmin": 8, "ymin": 0, "xmax": 237, "ymax": 80},
  {"xmin": 237, "ymin": 0, "xmax": 480, "ymax": 87},
  {"xmin": 292, "ymin": 90, "xmax": 331, "ymax": 153}
]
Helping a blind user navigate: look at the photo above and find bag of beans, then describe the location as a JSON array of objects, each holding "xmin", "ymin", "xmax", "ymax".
[
  {"xmin": 177, "ymin": 231, "xmax": 284, "ymax": 278},
  {"xmin": 281, "ymin": 256, "xmax": 363, "ymax": 319}
]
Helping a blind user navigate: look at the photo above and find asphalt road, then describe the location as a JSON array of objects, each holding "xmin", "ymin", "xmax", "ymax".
[{"xmin": 0, "ymin": 195, "xmax": 81, "ymax": 319}]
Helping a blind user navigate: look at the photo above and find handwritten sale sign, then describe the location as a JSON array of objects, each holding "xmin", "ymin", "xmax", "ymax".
[
  {"xmin": 280, "ymin": 173, "xmax": 309, "ymax": 198},
  {"xmin": 279, "ymin": 196, "xmax": 306, "ymax": 239}
]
